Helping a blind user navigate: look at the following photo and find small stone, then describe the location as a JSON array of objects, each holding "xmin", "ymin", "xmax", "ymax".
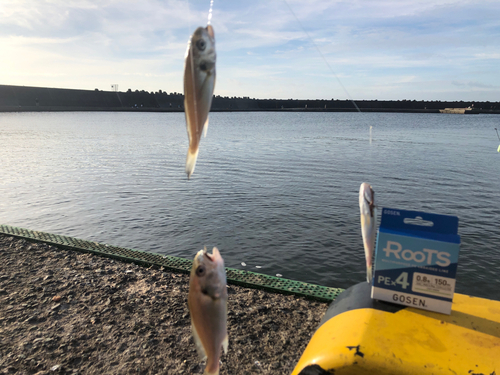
[
  {"xmin": 189, "ymin": 363, "xmax": 204, "ymax": 373},
  {"xmin": 25, "ymin": 315, "xmax": 37, "ymax": 323},
  {"xmin": 52, "ymin": 296, "xmax": 62, "ymax": 302},
  {"xmin": 51, "ymin": 303, "xmax": 61, "ymax": 311},
  {"xmin": 50, "ymin": 364, "xmax": 62, "ymax": 371}
]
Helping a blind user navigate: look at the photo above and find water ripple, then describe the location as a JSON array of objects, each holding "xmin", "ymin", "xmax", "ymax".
[{"xmin": 1, "ymin": 112, "xmax": 499, "ymax": 298}]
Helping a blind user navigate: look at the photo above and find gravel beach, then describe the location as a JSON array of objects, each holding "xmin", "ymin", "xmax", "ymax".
[{"xmin": 0, "ymin": 234, "xmax": 327, "ymax": 375}]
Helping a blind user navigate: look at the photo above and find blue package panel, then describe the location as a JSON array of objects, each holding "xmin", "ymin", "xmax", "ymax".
[{"xmin": 372, "ymin": 208, "xmax": 460, "ymax": 314}]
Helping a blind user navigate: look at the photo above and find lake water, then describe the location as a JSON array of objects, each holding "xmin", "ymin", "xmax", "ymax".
[{"xmin": 1, "ymin": 111, "xmax": 499, "ymax": 300}]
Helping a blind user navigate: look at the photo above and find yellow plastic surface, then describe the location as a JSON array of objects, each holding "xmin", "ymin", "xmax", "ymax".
[{"xmin": 292, "ymin": 293, "xmax": 500, "ymax": 374}]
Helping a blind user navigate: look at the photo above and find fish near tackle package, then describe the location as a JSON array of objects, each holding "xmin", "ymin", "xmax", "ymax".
[{"xmin": 371, "ymin": 208, "xmax": 460, "ymax": 314}]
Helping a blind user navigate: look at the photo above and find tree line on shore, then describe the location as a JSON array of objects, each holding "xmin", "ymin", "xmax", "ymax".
[{"xmin": 1, "ymin": 84, "xmax": 499, "ymax": 113}]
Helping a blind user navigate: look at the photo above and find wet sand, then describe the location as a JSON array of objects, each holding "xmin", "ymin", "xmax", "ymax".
[{"xmin": 0, "ymin": 234, "xmax": 327, "ymax": 374}]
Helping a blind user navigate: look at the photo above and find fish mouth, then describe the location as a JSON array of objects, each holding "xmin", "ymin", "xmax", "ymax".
[
  {"xmin": 206, "ymin": 25, "xmax": 215, "ymax": 38},
  {"xmin": 202, "ymin": 247, "xmax": 214, "ymax": 262},
  {"xmin": 199, "ymin": 60, "xmax": 215, "ymax": 72}
]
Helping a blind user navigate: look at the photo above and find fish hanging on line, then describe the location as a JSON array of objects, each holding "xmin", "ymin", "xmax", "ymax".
[
  {"xmin": 188, "ymin": 247, "xmax": 228, "ymax": 375},
  {"xmin": 359, "ymin": 183, "xmax": 376, "ymax": 283},
  {"xmin": 184, "ymin": 25, "xmax": 216, "ymax": 179}
]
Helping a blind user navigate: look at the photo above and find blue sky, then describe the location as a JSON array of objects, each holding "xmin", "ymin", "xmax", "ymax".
[{"xmin": 1, "ymin": 0, "xmax": 499, "ymax": 101}]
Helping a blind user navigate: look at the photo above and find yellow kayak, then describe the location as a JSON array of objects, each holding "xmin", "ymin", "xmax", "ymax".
[{"xmin": 292, "ymin": 282, "xmax": 500, "ymax": 374}]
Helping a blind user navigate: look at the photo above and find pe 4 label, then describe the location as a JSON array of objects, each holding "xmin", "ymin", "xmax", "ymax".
[{"xmin": 377, "ymin": 272, "xmax": 410, "ymax": 290}]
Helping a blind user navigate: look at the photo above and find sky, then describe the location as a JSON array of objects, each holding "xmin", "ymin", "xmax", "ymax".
[{"xmin": 1, "ymin": 0, "xmax": 499, "ymax": 101}]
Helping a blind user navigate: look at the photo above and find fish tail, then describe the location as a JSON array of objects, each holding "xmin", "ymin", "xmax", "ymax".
[
  {"xmin": 222, "ymin": 334, "xmax": 228, "ymax": 354},
  {"xmin": 186, "ymin": 148, "xmax": 199, "ymax": 179},
  {"xmin": 204, "ymin": 361, "xmax": 220, "ymax": 375},
  {"xmin": 366, "ymin": 264, "xmax": 373, "ymax": 283}
]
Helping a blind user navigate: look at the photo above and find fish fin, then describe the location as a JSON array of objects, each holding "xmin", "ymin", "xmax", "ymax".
[
  {"xmin": 191, "ymin": 323, "xmax": 207, "ymax": 361},
  {"xmin": 186, "ymin": 148, "xmax": 199, "ymax": 179},
  {"xmin": 204, "ymin": 369, "xmax": 219, "ymax": 375},
  {"xmin": 222, "ymin": 334, "xmax": 228, "ymax": 354},
  {"xmin": 203, "ymin": 117, "xmax": 209, "ymax": 138}
]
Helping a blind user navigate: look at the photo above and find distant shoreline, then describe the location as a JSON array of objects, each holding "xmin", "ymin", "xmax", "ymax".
[
  {"xmin": 0, "ymin": 106, "xmax": 445, "ymax": 114},
  {"xmin": 1, "ymin": 84, "xmax": 499, "ymax": 114}
]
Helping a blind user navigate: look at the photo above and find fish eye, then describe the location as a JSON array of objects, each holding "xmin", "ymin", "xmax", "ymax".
[
  {"xmin": 200, "ymin": 63, "xmax": 207, "ymax": 71},
  {"xmin": 196, "ymin": 39, "xmax": 206, "ymax": 51},
  {"xmin": 196, "ymin": 265, "xmax": 205, "ymax": 277}
]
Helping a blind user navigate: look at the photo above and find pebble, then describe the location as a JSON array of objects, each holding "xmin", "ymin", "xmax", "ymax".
[
  {"xmin": 25, "ymin": 315, "xmax": 38, "ymax": 323},
  {"xmin": 50, "ymin": 364, "xmax": 62, "ymax": 371},
  {"xmin": 0, "ymin": 233, "xmax": 326, "ymax": 375}
]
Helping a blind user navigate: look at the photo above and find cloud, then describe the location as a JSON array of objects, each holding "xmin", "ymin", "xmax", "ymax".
[
  {"xmin": 452, "ymin": 81, "xmax": 497, "ymax": 89},
  {"xmin": 0, "ymin": 0, "xmax": 499, "ymax": 100},
  {"xmin": 473, "ymin": 53, "xmax": 500, "ymax": 60}
]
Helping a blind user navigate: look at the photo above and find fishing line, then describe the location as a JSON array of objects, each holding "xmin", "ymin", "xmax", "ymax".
[
  {"xmin": 207, "ymin": 0, "xmax": 214, "ymax": 25},
  {"xmin": 282, "ymin": 0, "xmax": 361, "ymax": 113},
  {"xmin": 495, "ymin": 128, "xmax": 500, "ymax": 141},
  {"xmin": 184, "ymin": 0, "xmax": 200, "ymax": 162}
]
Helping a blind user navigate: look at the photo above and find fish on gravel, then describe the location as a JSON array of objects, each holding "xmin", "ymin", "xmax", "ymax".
[
  {"xmin": 359, "ymin": 182, "xmax": 376, "ymax": 283},
  {"xmin": 183, "ymin": 25, "xmax": 216, "ymax": 179},
  {"xmin": 188, "ymin": 247, "xmax": 228, "ymax": 375}
]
